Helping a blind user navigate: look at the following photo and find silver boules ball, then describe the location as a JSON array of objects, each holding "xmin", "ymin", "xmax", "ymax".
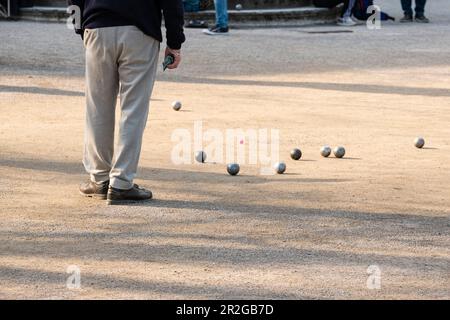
[
  {"xmin": 227, "ymin": 163, "xmax": 240, "ymax": 176},
  {"xmin": 290, "ymin": 148, "xmax": 302, "ymax": 161},
  {"xmin": 172, "ymin": 100, "xmax": 182, "ymax": 111},
  {"xmin": 414, "ymin": 137, "xmax": 425, "ymax": 149},
  {"xmin": 333, "ymin": 146, "xmax": 346, "ymax": 158},
  {"xmin": 235, "ymin": 4, "xmax": 243, "ymax": 10},
  {"xmin": 274, "ymin": 162, "xmax": 287, "ymax": 174},
  {"xmin": 320, "ymin": 146, "xmax": 332, "ymax": 158},
  {"xmin": 195, "ymin": 151, "xmax": 207, "ymax": 163}
]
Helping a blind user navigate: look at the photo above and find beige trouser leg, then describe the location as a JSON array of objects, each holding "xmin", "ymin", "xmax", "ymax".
[{"xmin": 83, "ymin": 26, "xmax": 159, "ymax": 190}]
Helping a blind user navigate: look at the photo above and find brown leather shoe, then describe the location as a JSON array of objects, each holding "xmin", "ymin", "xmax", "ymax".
[
  {"xmin": 107, "ymin": 184, "xmax": 152, "ymax": 205},
  {"xmin": 79, "ymin": 180, "xmax": 109, "ymax": 200}
]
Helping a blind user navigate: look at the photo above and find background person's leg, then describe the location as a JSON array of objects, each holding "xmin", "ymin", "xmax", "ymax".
[
  {"xmin": 109, "ymin": 27, "xmax": 159, "ymax": 190},
  {"xmin": 312, "ymin": 0, "xmax": 343, "ymax": 9},
  {"xmin": 337, "ymin": 0, "xmax": 356, "ymax": 26},
  {"xmin": 214, "ymin": 0, "xmax": 228, "ymax": 28},
  {"xmin": 185, "ymin": 0, "xmax": 208, "ymax": 28},
  {"xmin": 414, "ymin": 0, "xmax": 427, "ymax": 16},
  {"xmin": 341, "ymin": 0, "xmax": 354, "ymax": 18},
  {"xmin": 313, "ymin": 0, "xmax": 351, "ymax": 20},
  {"xmin": 84, "ymin": 28, "xmax": 119, "ymax": 184},
  {"xmin": 401, "ymin": 0, "xmax": 413, "ymax": 16},
  {"xmin": 183, "ymin": 0, "xmax": 200, "ymax": 12}
]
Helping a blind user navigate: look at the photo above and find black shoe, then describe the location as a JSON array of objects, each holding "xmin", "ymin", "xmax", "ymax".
[
  {"xmin": 186, "ymin": 19, "xmax": 208, "ymax": 28},
  {"xmin": 79, "ymin": 180, "xmax": 109, "ymax": 200},
  {"xmin": 107, "ymin": 184, "xmax": 153, "ymax": 205},
  {"xmin": 203, "ymin": 25, "xmax": 229, "ymax": 35},
  {"xmin": 415, "ymin": 15, "xmax": 430, "ymax": 23},
  {"xmin": 400, "ymin": 14, "xmax": 413, "ymax": 23}
]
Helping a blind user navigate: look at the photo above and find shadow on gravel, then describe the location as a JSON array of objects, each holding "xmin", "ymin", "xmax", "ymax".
[
  {"xmin": 0, "ymin": 157, "xmax": 350, "ymax": 185},
  {"xmin": 1, "ymin": 157, "xmax": 449, "ymax": 298},
  {"xmin": 0, "ymin": 265, "xmax": 299, "ymax": 299},
  {"xmin": 126, "ymin": 198, "xmax": 450, "ymax": 228},
  {"xmin": 0, "ymin": 85, "xmax": 84, "ymax": 97},
  {"xmin": 1, "ymin": 227, "xmax": 448, "ymax": 272},
  {"xmin": 160, "ymin": 77, "xmax": 450, "ymax": 98}
]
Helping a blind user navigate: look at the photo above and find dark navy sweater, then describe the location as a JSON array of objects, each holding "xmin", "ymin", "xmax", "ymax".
[{"xmin": 67, "ymin": 0, "xmax": 185, "ymax": 49}]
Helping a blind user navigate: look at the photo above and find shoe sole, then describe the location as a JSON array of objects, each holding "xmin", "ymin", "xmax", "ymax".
[
  {"xmin": 202, "ymin": 30, "xmax": 229, "ymax": 36},
  {"xmin": 336, "ymin": 20, "xmax": 357, "ymax": 26},
  {"xmin": 107, "ymin": 198, "xmax": 152, "ymax": 206},
  {"xmin": 79, "ymin": 191, "xmax": 107, "ymax": 200}
]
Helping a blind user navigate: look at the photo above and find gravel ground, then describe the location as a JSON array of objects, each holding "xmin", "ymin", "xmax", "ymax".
[{"xmin": 0, "ymin": 0, "xmax": 449, "ymax": 299}]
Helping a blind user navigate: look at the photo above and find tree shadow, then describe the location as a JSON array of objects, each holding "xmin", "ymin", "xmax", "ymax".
[
  {"xmin": 0, "ymin": 85, "xmax": 84, "ymax": 97},
  {"xmin": 0, "ymin": 157, "xmax": 351, "ymax": 186},
  {"xmin": 1, "ymin": 224, "xmax": 448, "ymax": 273},
  {"xmin": 160, "ymin": 77, "xmax": 450, "ymax": 98},
  {"xmin": 0, "ymin": 265, "xmax": 300, "ymax": 299},
  {"xmin": 1, "ymin": 155, "xmax": 449, "ymax": 298}
]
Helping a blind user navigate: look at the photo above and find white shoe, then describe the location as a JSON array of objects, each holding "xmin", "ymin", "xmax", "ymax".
[
  {"xmin": 202, "ymin": 26, "xmax": 230, "ymax": 36},
  {"xmin": 350, "ymin": 15, "xmax": 365, "ymax": 25},
  {"xmin": 337, "ymin": 16, "xmax": 357, "ymax": 26}
]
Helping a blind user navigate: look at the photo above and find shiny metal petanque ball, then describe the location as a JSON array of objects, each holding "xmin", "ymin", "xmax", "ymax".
[
  {"xmin": 235, "ymin": 4, "xmax": 243, "ymax": 10},
  {"xmin": 274, "ymin": 162, "xmax": 287, "ymax": 174},
  {"xmin": 320, "ymin": 146, "xmax": 332, "ymax": 158},
  {"xmin": 195, "ymin": 151, "xmax": 207, "ymax": 163},
  {"xmin": 290, "ymin": 148, "xmax": 302, "ymax": 161},
  {"xmin": 227, "ymin": 163, "xmax": 240, "ymax": 176},
  {"xmin": 172, "ymin": 100, "xmax": 182, "ymax": 111},
  {"xmin": 333, "ymin": 146, "xmax": 346, "ymax": 158},
  {"xmin": 414, "ymin": 137, "xmax": 425, "ymax": 149}
]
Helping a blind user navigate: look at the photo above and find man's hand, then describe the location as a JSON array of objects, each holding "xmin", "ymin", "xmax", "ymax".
[{"xmin": 165, "ymin": 47, "xmax": 181, "ymax": 70}]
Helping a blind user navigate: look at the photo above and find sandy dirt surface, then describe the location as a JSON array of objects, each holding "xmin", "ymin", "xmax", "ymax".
[{"xmin": 0, "ymin": 1, "xmax": 449, "ymax": 299}]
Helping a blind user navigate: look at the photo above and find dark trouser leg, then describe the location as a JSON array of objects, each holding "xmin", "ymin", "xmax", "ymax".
[
  {"xmin": 313, "ymin": 0, "xmax": 349, "ymax": 18},
  {"xmin": 401, "ymin": 0, "xmax": 413, "ymax": 16},
  {"xmin": 341, "ymin": 0, "xmax": 356, "ymax": 18},
  {"xmin": 415, "ymin": 0, "xmax": 427, "ymax": 16},
  {"xmin": 313, "ymin": 0, "xmax": 345, "ymax": 9}
]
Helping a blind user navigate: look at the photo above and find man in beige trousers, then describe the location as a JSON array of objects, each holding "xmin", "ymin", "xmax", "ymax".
[{"xmin": 68, "ymin": 0, "xmax": 185, "ymax": 204}]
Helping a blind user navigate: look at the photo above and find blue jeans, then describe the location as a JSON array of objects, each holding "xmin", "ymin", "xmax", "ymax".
[
  {"xmin": 342, "ymin": 0, "xmax": 356, "ymax": 18},
  {"xmin": 184, "ymin": 0, "xmax": 200, "ymax": 12},
  {"xmin": 401, "ymin": 0, "xmax": 427, "ymax": 16},
  {"xmin": 214, "ymin": 0, "xmax": 228, "ymax": 28}
]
